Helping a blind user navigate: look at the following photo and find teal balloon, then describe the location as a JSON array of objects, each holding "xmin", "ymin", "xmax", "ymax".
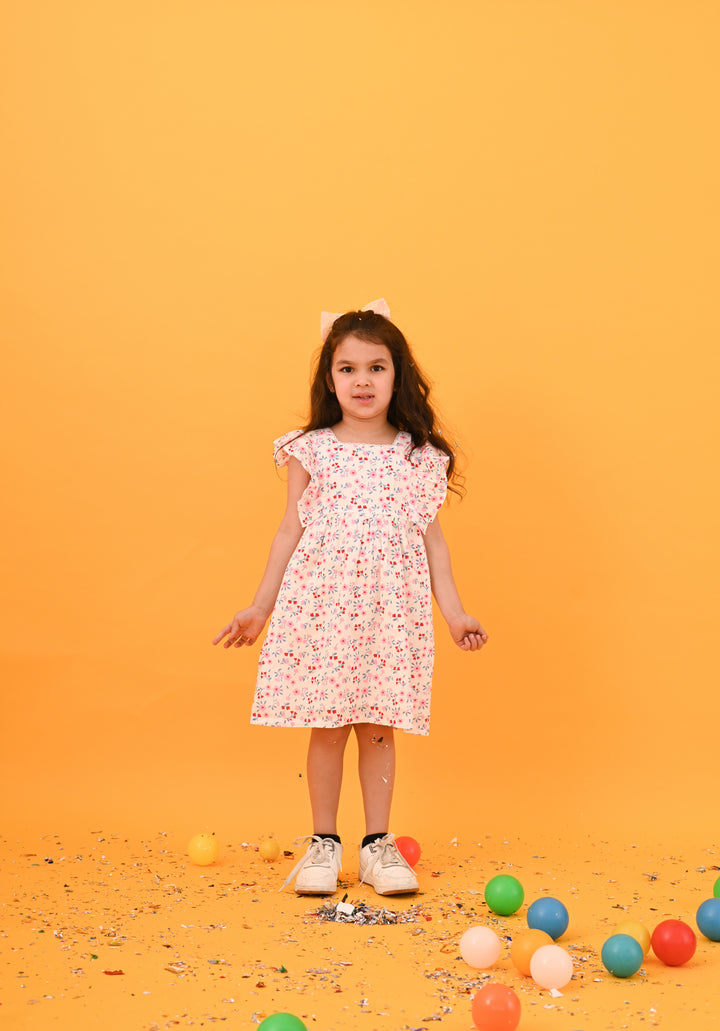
[
  {"xmin": 714, "ymin": 875, "xmax": 720, "ymax": 899},
  {"xmin": 601, "ymin": 934, "xmax": 644, "ymax": 978},
  {"xmin": 484, "ymin": 874, "xmax": 525, "ymax": 916},
  {"xmin": 697, "ymin": 899, "xmax": 720, "ymax": 941},
  {"xmin": 258, "ymin": 1015, "xmax": 307, "ymax": 1031}
]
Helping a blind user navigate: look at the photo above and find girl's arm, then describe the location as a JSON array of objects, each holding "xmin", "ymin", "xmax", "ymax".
[
  {"xmin": 423, "ymin": 514, "xmax": 488, "ymax": 651},
  {"xmin": 213, "ymin": 457, "xmax": 311, "ymax": 649}
]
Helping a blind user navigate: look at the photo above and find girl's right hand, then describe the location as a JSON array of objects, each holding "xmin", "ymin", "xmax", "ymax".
[{"xmin": 212, "ymin": 606, "xmax": 268, "ymax": 649}]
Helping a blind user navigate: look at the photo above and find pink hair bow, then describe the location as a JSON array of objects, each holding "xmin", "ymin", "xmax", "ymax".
[{"xmin": 320, "ymin": 298, "xmax": 391, "ymax": 343}]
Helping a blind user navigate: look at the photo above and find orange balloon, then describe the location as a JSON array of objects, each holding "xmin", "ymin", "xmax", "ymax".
[
  {"xmin": 510, "ymin": 928, "xmax": 553, "ymax": 976},
  {"xmin": 615, "ymin": 920, "xmax": 651, "ymax": 956},
  {"xmin": 471, "ymin": 984, "xmax": 521, "ymax": 1031},
  {"xmin": 188, "ymin": 832, "xmax": 219, "ymax": 866}
]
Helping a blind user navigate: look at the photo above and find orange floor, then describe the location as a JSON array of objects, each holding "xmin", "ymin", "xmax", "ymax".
[{"xmin": 2, "ymin": 824, "xmax": 718, "ymax": 1030}]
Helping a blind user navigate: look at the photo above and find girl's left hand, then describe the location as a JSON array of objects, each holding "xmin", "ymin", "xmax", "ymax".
[{"xmin": 448, "ymin": 614, "xmax": 488, "ymax": 651}]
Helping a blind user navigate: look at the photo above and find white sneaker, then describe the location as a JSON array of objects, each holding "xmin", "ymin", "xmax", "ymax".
[
  {"xmin": 358, "ymin": 834, "xmax": 419, "ymax": 895},
  {"xmin": 281, "ymin": 836, "xmax": 343, "ymax": 895}
]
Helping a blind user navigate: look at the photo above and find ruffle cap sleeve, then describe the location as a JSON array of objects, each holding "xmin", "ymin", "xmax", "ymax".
[
  {"xmin": 273, "ymin": 430, "xmax": 316, "ymax": 477},
  {"xmin": 407, "ymin": 442, "xmax": 450, "ymax": 532},
  {"xmin": 273, "ymin": 430, "xmax": 320, "ymax": 527}
]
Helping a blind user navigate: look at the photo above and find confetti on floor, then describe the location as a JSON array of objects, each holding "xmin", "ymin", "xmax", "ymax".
[
  {"xmin": 310, "ymin": 900, "xmax": 422, "ymax": 924},
  {"xmin": 1, "ymin": 828, "xmax": 719, "ymax": 1029}
]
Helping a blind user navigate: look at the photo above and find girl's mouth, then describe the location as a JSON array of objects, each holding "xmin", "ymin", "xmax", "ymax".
[{"xmin": 353, "ymin": 394, "xmax": 374, "ymax": 402}]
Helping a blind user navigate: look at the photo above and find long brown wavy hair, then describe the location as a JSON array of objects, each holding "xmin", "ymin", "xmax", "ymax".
[{"xmin": 298, "ymin": 308, "xmax": 463, "ymax": 497}]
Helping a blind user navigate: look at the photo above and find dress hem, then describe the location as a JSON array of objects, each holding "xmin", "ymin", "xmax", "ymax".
[{"xmin": 250, "ymin": 717, "xmax": 429, "ymax": 737}]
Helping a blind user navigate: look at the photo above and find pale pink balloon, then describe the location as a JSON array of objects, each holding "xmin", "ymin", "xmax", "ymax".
[
  {"xmin": 530, "ymin": 944, "xmax": 574, "ymax": 989},
  {"xmin": 460, "ymin": 926, "xmax": 502, "ymax": 969}
]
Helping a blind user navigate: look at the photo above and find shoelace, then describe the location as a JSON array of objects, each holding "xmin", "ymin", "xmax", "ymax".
[
  {"xmin": 280, "ymin": 835, "xmax": 341, "ymax": 891},
  {"xmin": 360, "ymin": 833, "xmax": 409, "ymax": 884}
]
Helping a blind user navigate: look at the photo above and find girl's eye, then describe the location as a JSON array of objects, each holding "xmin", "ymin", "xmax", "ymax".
[{"xmin": 336, "ymin": 364, "xmax": 388, "ymax": 373}]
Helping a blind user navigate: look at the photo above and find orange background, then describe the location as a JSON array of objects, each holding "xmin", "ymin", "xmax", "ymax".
[{"xmin": 2, "ymin": 0, "xmax": 719, "ymax": 845}]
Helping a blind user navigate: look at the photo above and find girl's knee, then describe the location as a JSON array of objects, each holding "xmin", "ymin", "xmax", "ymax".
[
  {"xmin": 354, "ymin": 723, "xmax": 394, "ymax": 747},
  {"xmin": 310, "ymin": 726, "xmax": 352, "ymax": 750}
]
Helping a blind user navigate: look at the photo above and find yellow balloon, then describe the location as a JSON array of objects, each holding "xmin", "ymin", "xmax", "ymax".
[
  {"xmin": 188, "ymin": 832, "xmax": 219, "ymax": 866},
  {"xmin": 259, "ymin": 837, "xmax": 281, "ymax": 861},
  {"xmin": 615, "ymin": 920, "xmax": 651, "ymax": 956}
]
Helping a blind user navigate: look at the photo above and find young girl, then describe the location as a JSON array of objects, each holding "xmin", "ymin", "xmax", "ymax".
[{"xmin": 213, "ymin": 299, "xmax": 487, "ymax": 897}]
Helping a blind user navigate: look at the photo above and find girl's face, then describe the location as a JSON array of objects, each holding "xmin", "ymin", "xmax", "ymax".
[{"xmin": 328, "ymin": 334, "xmax": 395, "ymax": 422}]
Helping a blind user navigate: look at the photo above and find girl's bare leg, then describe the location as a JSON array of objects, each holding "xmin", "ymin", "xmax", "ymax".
[
  {"xmin": 354, "ymin": 723, "xmax": 395, "ymax": 835},
  {"xmin": 306, "ymin": 725, "xmax": 352, "ymax": 834}
]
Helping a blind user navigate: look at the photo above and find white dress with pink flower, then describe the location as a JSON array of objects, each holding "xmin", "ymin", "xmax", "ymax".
[{"xmin": 251, "ymin": 427, "xmax": 449, "ymax": 736}]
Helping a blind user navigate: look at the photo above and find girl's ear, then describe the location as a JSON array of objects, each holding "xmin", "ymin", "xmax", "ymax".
[{"xmin": 326, "ymin": 374, "xmax": 335, "ymax": 394}]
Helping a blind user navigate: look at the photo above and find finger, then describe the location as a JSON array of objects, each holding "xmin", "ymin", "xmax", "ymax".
[{"xmin": 212, "ymin": 624, "xmax": 232, "ymax": 645}]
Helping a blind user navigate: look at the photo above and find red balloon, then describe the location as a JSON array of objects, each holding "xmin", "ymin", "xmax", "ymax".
[
  {"xmin": 395, "ymin": 836, "xmax": 421, "ymax": 867},
  {"xmin": 471, "ymin": 984, "xmax": 521, "ymax": 1031},
  {"xmin": 651, "ymin": 919, "xmax": 697, "ymax": 966}
]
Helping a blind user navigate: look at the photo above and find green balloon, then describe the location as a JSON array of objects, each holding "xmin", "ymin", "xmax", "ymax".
[
  {"xmin": 258, "ymin": 1016, "xmax": 307, "ymax": 1031},
  {"xmin": 714, "ymin": 876, "xmax": 720, "ymax": 899},
  {"xmin": 484, "ymin": 874, "xmax": 525, "ymax": 916}
]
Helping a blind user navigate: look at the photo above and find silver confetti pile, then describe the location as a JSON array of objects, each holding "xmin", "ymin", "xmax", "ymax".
[{"xmin": 310, "ymin": 901, "xmax": 421, "ymax": 925}]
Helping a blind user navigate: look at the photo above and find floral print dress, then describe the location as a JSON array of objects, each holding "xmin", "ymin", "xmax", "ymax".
[{"xmin": 251, "ymin": 427, "xmax": 449, "ymax": 736}]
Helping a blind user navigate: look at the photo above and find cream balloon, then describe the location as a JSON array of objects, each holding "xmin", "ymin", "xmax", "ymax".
[
  {"xmin": 459, "ymin": 926, "xmax": 502, "ymax": 969},
  {"xmin": 530, "ymin": 944, "xmax": 574, "ymax": 989}
]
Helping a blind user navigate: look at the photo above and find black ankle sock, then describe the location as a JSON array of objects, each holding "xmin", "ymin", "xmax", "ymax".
[
  {"xmin": 316, "ymin": 833, "xmax": 341, "ymax": 844},
  {"xmin": 362, "ymin": 832, "xmax": 387, "ymax": 849}
]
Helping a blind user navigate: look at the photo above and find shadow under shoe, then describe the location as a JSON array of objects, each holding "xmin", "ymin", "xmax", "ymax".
[
  {"xmin": 281, "ymin": 836, "xmax": 343, "ymax": 895},
  {"xmin": 358, "ymin": 834, "xmax": 419, "ymax": 895}
]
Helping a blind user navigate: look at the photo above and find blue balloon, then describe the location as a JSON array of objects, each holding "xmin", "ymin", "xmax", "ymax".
[
  {"xmin": 697, "ymin": 898, "xmax": 720, "ymax": 941},
  {"xmin": 527, "ymin": 897, "xmax": 569, "ymax": 940},
  {"xmin": 601, "ymin": 933, "xmax": 644, "ymax": 978}
]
